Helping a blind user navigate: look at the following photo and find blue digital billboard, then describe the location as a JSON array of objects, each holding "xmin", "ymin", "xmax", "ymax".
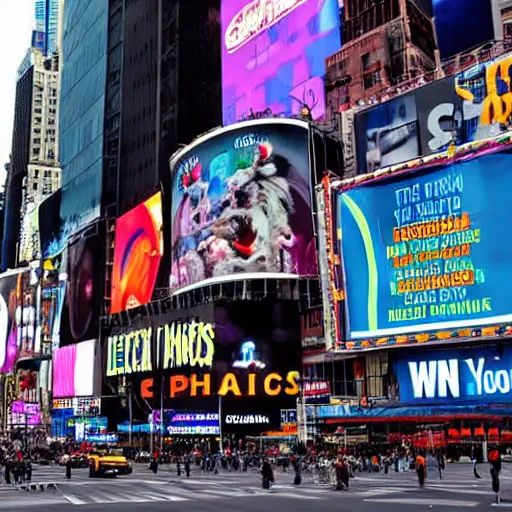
[
  {"xmin": 433, "ymin": 0, "xmax": 496, "ymax": 60},
  {"xmin": 396, "ymin": 345, "xmax": 512, "ymax": 405},
  {"xmin": 339, "ymin": 148, "xmax": 512, "ymax": 340}
]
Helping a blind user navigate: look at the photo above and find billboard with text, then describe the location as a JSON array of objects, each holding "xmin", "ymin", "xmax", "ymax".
[
  {"xmin": 340, "ymin": 147, "xmax": 512, "ymax": 340},
  {"xmin": 395, "ymin": 345, "xmax": 512, "ymax": 405},
  {"xmin": 105, "ymin": 302, "xmax": 302, "ymax": 412},
  {"xmin": 221, "ymin": 0, "xmax": 341, "ymax": 124}
]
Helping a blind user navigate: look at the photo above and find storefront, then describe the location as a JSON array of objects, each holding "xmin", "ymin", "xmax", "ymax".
[{"xmin": 307, "ymin": 343, "xmax": 512, "ymax": 457}]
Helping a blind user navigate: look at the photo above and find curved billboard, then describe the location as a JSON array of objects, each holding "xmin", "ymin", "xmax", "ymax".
[
  {"xmin": 169, "ymin": 119, "xmax": 316, "ymax": 293},
  {"xmin": 340, "ymin": 147, "xmax": 512, "ymax": 341}
]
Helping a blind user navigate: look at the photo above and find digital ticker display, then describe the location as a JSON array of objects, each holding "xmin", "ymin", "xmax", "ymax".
[
  {"xmin": 339, "ymin": 148, "xmax": 512, "ymax": 340},
  {"xmin": 221, "ymin": 0, "xmax": 341, "ymax": 124}
]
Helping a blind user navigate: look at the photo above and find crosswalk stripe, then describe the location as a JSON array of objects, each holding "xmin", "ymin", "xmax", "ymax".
[
  {"xmin": 272, "ymin": 492, "xmax": 323, "ymax": 500},
  {"xmin": 363, "ymin": 498, "xmax": 478, "ymax": 507},
  {"xmin": 201, "ymin": 489, "xmax": 251, "ymax": 497},
  {"xmin": 60, "ymin": 493, "xmax": 87, "ymax": 505}
]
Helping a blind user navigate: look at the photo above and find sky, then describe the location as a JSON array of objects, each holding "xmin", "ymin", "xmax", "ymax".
[{"xmin": 0, "ymin": 0, "xmax": 34, "ymax": 187}]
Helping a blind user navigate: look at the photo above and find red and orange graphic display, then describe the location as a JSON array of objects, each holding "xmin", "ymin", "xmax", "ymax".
[{"xmin": 111, "ymin": 193, "xmax": 163, "ymax": 314}]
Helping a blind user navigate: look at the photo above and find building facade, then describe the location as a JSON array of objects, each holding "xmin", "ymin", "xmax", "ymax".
[
  {"xmin": 2, "ymin": 66, "xmax": 34, "ymax": 270},
  {"xmin": 22, "ymin": 51, "xmax": 61, "ymax": 216},
  {"xmin": 326, "ymin": 0, "xmax": 436, "ymax": 112},
  {"xmin": 35, "ymin": 0, "xmax": 62, "ymax": 56},
  {"xmin": 59, "ymin": 0, "xmax": 108, "ymax": 239}
]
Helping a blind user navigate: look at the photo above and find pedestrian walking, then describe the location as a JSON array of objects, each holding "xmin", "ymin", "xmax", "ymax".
[
  {"xmin": 184, "ymin": 458, "xmax": 190, "ymax": 478},
  {"xmin": 436, "ymin": 451, "xmax": 445, "ymax": 480},
  {"xmin": 489, "ymin": 448, "xmax": 501, "ymax": 504},
  {"xmin": 416, "ymin": 451, "xmax": 427, "ymax": 488},
  {"xmin": 66, "ymin": 458, "xmax": 72, "ymax": 480}
]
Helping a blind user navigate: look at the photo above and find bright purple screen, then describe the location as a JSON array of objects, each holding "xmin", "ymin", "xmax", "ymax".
[{"xmin": 221, "ymin": 0, "xmax": 341, "ymax": 125}]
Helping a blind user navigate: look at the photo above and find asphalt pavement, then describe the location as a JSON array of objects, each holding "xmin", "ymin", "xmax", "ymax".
[{"xmin": 0, "ymin": 462, "xmax": 507, "ymax": 511}]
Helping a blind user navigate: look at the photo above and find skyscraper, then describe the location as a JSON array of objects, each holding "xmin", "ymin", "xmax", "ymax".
[{"xmin": 35, "ymin": 0, "xmax": 61, "ymax": 56}]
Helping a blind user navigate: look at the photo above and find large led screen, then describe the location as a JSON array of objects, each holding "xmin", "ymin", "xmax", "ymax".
[
  {"xmin": 53, "ymin": 339, "xmax": 96, "ymax": 398},
  {"xmin": 111, "ymin": 192, "xmax": 163, "ymax": 314},
  {"xmin": 433, "ymin": 0, "xmax": 496, "ymax": 60},
  {"xmin": 170, "ymin": 120, "xmax": 316, "ymax": 292},
  {"xmin": 221, "ymin": 0, "xmax": 341, "ymax": 124},
  {"xmin": 60, "ymin": 233, "xmax": 102, "ymax": 346},
  {"xmin": 395, "ymin": 345, "xmax": 512, "ymax": 405},
  {"xmin": 340, "ymin": 147, "xmax": 512, "ymax": 340},
  {"xmin": 105, "ymin": 301, "xmax": 302, "ymax": 415}
]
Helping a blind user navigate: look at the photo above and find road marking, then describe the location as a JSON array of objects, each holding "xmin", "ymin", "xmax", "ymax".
[
  {"xmin": 61, "ymin": 494, "xmax": 87, "ymax": 505},
  {"xmin": 363, "ymin": 498, "xmax": 478, "ymax": 507},
  {"xmin": 427, "ymin": 484, "xmax": 491, "ymax": 495},
  {"xmin": 272, "ymin": 492, "xmax": 323, "ymax": 500},
  {"xmin": 201, "ymin": 489, "xmax": 251, "ymax": 497}
]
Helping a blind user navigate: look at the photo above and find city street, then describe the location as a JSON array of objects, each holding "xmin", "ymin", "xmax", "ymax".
[{"xmin": 0, "ymin": 463, "xmax": 505, "ymax": 511}]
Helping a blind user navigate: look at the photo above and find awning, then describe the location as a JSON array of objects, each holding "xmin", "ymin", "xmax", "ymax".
[{"xmin": 308, "ymin": 404, "xmax": 512, "ymax": 423}]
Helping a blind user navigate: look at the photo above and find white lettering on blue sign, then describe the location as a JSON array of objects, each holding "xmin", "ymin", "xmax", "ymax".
[{"xmin": 407, "ymin": 358, "xmax": 512, "ymax": 400}]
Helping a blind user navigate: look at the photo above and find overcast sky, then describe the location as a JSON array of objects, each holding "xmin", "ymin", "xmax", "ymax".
[{"xmin": 0, "ymin": 0, "xmax": 34, "ymax": 186}]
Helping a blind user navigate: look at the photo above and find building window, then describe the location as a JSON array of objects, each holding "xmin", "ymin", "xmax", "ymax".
[
  {"xmin": 363, "ymin": 70, "xmax": 381, "ymax": 90},
  {"xmin": 34, "ymin": 169, "xmax": 39, "ymax": 179},
  {"xmin": 44, "ymin": 170, "xmax": 51, "ymax": 178},
  {"xmin": 366, "ymin": 352, "xmax": 388, "ymax": 398},
  {"xmin": 33, "ymin": 182, "xmax": 38, "ymax": 191},
  {"xmin": 361, "ymin": 52, "xmax": 371, "ymax": 71}
]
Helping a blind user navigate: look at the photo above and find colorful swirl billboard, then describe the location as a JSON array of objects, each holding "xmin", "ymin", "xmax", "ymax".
[
  {"xmin": 339, "ymin": 148, "xmax": 512, "ymax": 340},
  {"xmin": 221, "ymin": 0, "xmax": 341, "ymax": 124},
  {"xmin": 111, "ymin": 193, "xmax": 163, "ymax": 314},
  {"xmin": 170, "ymin": 120, "xmax": 316, "ymax": 292}
]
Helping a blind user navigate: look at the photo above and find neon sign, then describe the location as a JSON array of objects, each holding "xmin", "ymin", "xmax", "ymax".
[
  {"xmin": 225, "ymin": 0, "xmax": 308, "ymax": 54},
  {"xmin": 233, "ymin": 341, "xmax": 266, "ymax": 369},
  {"xmin": 141, "ymin": 371, "xmax": 300, "ymax": 399},
  {"xmin": 225, "ymin": 414, "xmax": 270, "ymax": 425},
  {"xmin": 106, "ymin": 321, "xmax": 215, "ymax": 376}
]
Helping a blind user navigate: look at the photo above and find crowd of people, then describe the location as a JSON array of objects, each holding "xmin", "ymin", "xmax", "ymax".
[{"xmin": 0, "ymin": 433, "xmax": 505, "ymax": 500}]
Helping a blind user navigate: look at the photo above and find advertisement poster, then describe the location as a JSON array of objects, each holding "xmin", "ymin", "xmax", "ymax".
[
  {"xmin": 111, "ymin": 192, "xmax": 163, "ymax": 314},
  {"xmin": 415, "ymin": 77, "xmax": 464, "ymax": 155},
  {"xmin": 106, "ymin": 301, "xmax": 302, "ymax": 413},
  {"xmin": 355, "ymin": 94, "xmax": 419, "ymax": 174},
  {"xmin": 353, "ymin": 53, "xmax": 512, "ymax": 175},
  {"xmin": 0, "ymin": 272, "xmax": 23, "ymax": 373},
  {"xmin": 221, "ymin": 0, "xmax": 341, "ymax": 124},
  {"xmin": 60, "ymin": 233, "xmax": 101, "ymax": 346},
  {"xmin": 16, "ymin": 271, "xmax": 37, "ymax": 360},
  {"xmin": 170, "ymin": 120, "xmax": 316, "ymax": 292},
  {"xmin": 19, "ymin": 206, "xmax": 41, "ymax": 264},
  {"xmin": 39, "ymin": 190, "xmax": 66, "ymax": 260},
  {"xmin": 396, "ymin": 345, "xmax": 512, "ymax": 405},
  {"xmin": 52, "ymin": 339, "xmax": 96, "ymax": 398},
  {"xmin": 340, "ymin": 148, "xmax": 512, "ymax": 339}
]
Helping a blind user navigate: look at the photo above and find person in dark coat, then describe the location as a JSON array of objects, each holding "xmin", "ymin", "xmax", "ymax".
[
  {"xmin": 66, "ymin": 458, "xmax": 72, "ymax": 479},
  {"xmin": 184, "ymin": 458, "xmax": 190, "ymax": 477},
  {"xmin": 261, "ymin": 459, "xmax": 274, "ymax": 489},
  {"xmin": 4, "ymin": 460, "xmax": 11, "ymax": 485}
]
